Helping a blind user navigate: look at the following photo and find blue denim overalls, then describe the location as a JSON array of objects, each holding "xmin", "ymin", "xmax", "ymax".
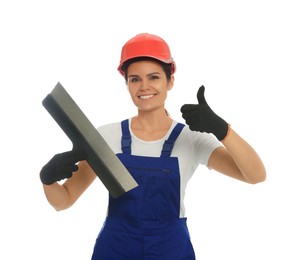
[{"xmin": 92, "ymin": 120, "xmax": 196, "ymax": 259}]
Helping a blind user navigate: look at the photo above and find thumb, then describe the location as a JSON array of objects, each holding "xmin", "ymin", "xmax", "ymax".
[{"xmin": 197, "ymin": 85, "xmax": 207, "ymax": 105}]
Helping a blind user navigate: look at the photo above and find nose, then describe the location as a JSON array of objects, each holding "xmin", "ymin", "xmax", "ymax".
[{"xmin": 139, "ymin": 78, "xmax": 150, "ymax": 91}]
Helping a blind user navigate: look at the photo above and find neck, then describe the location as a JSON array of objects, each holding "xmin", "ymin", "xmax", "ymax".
[{"xmin": 133, "ymin": 109, "xmax": 172, "ymax": 130}]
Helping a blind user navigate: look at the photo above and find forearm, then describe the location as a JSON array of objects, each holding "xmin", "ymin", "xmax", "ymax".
[
  {"xmin": 41, "ymin": 161, "xmax": 97, "ymax": 210},
  {"xmin": 42, "ymin": 182, "xmax": 73, "ymax": 211},
  {"xmin": 222, "ymin": 128, "xmax": 266, "ymax": 183}
]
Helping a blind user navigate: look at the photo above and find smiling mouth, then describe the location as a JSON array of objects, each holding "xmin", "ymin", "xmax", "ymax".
[{"xmin": 138, "ymin": 94, "xmax": 156, "ymax": 99}]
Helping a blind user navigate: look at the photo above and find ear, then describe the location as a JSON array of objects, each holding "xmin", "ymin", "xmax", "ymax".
[{"xmin": 167, "ymin": 75, "xmax": 174, "ymax": 91}]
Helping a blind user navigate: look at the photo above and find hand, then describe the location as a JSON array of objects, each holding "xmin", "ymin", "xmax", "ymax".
[
  {"xmin": 40, "ymin": 150, "xmax": 86, "ymax": 185},
  {"xmin": 180, "ymin": 85, "xmax": 229, "ymax": 141}
]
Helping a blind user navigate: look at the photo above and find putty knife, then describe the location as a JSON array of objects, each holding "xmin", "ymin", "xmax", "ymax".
[{"xmin": 42, "ymin": 82, "xmax": 138, "ymax": 198}]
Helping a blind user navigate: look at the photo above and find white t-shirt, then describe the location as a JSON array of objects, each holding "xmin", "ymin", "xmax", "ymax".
[{"xmin": 97, "ymin": 118, "xmax": 222, "ymax": 217}]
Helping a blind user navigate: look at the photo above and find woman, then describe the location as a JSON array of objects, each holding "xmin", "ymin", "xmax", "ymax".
[{"xmin": 40, "ymin": 33, "xmax": 266, "ymax": 259}]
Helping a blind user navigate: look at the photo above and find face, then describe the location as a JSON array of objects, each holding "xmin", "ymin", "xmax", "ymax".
[{"xmin": 126, "ymin": 60, "xmax": 174, "ymax": 113}]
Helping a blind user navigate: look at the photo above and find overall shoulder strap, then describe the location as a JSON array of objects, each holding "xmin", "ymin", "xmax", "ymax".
[
  {"xmin": 161, "ymin": 123, "xmax": 185, "ymax": 158},
  {"xmin": 121, "ymin": 119, "xmax": 131, "ymax": 154}
]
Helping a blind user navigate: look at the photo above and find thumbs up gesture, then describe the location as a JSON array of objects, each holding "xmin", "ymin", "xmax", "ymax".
[{"xmin": 180, "ymin": 85, "xmax": 229, "ymax": 141}]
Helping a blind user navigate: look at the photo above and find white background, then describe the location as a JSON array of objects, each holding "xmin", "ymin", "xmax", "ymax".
[{"xmin": 1, "ymin": 0, "xmax": 294, "ymax": 259}]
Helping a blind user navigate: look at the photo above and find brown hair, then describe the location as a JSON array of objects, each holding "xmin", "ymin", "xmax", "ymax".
[{"xmin": 121, "ymin": 57, "xmax": 173, "ymax": 82}]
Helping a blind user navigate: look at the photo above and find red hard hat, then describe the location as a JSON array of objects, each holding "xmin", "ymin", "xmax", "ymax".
[{"xmin": 118, "ymin": 33, "xmax": 176, "ymax": 76}]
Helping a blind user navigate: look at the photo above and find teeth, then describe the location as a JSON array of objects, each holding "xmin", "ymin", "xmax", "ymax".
[{"xmin": 139, "ymin": 94, "xmax": 154, "ymax": 99}]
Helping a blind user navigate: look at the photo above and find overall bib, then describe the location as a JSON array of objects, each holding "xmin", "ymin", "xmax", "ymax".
[{"xmin": 92, "ymin": 120, "xmax": 196, "ymax": 260}]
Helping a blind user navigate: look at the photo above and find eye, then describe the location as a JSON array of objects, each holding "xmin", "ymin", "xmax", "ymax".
[
  {"xmin": 129, "ymin": 77, "xmax": 140, "ymax": 83},
  {"xmin": 149, "ymin": 75, "xmax": 160, "ymax": 80}
]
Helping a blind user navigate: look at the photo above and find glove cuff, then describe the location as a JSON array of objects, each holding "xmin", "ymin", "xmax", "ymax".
[{"xmin": 219, "ymin": 123, "xmax": 231, "ymax": 142}]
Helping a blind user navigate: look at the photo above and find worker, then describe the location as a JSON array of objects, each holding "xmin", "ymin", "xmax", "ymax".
[{"xmin": 40, "ymin": 33, "xmax": 266, "ymax": 259}]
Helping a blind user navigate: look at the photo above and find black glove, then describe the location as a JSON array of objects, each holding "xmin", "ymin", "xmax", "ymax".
[
  {"xmin": 40, "ymin": 150, "xmax": 86, "ymax": 185},
  {"xmin": 180, "ymin": 85, "xmax": 229, "ymax": 141}
]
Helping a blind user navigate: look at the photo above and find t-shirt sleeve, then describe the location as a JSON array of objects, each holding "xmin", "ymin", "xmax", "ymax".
[
  {"xmin": 96, "ymin": 122, "xmax": 122, "ymax": 154},
  {"xmin": 195, "ymin": 133, "xmax": 222, "ymax": 166},
  {"xmin": 178, "ymin": 126, "xmax": 223, "ymax": 168}
]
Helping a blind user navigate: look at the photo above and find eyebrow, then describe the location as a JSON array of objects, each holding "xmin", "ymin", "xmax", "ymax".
[{"xmin": 128, "ymin": 72, "xmax": 161, "ymax": 78}]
